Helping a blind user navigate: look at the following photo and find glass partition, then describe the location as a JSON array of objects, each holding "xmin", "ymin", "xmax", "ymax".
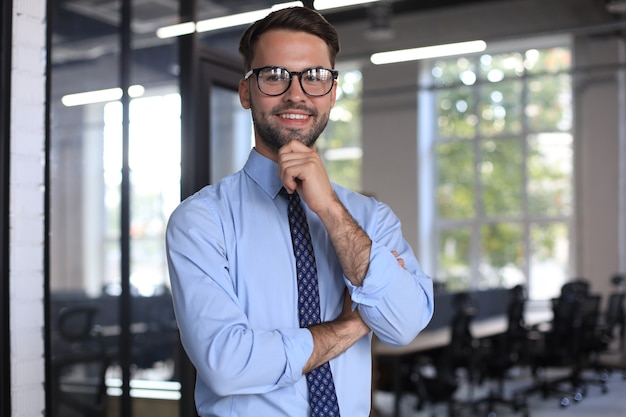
[
  {"xmin": 47, "ymin": 3, "xmax": 366, "ymax": 416},
  {"xmin": 48, "ymin": 0, "xmax": 181, "ymax": 415}
]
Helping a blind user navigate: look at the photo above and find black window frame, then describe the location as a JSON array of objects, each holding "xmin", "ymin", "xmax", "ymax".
[{"xmin": 0, "ymin": 0, "xmax": 13, "ymax": 414}]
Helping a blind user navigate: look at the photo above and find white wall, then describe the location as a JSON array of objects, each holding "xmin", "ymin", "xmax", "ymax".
[
  {"xmin": 574, "ymin": 35, "xmax": 626, "ymax": 298},
  {"xmin": 361, "ymin": 61, "xmax": 419, "ymax": 250},
  {"xmin": 10, "ymin": 0, "xmax": 46, "ymax": 415}
]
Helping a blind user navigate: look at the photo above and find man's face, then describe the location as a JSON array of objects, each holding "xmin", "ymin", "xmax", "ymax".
[{"xmin": 239, "ymin": 29, "xmax": 337, "ymax": 158}]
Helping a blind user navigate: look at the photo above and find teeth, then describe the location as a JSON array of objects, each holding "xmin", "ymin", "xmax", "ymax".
[{"xmin": 280, "ymin": 113, "xmax": 308, "ymax": 120}]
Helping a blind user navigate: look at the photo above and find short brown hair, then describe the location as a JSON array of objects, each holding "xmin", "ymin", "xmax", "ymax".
[{"xmin": 238, "ymin": 7, "xmax": 340, "ymax": 72}]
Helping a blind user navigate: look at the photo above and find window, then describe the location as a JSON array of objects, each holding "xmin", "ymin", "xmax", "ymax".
[{"xmin": 420, "ymin": 41, "xmax": 573, "ymax": 300}]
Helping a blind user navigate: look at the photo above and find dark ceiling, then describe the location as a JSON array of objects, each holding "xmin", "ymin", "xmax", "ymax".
[
  {"xmin": 50, "ymin": 0, "xmax": 624, "ymax": 71},
  {"xmin": 52, "ymin": 0, "xmax": 502, "ymax": 46}
]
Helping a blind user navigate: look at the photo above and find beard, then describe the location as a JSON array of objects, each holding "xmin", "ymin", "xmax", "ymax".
[{"xmin": 250, "ymin": 102, "xmax": 330, "ymax": 152}]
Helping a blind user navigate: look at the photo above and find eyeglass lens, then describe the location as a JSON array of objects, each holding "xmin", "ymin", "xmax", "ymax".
[{"xmin": 256, "ymin": 67, "xmax": 335, "ymax": 96}]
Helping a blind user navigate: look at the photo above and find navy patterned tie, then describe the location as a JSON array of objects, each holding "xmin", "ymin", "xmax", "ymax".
[{"xmin": 286, "ymin": 191, "xmax": 341, "ymax": 417}]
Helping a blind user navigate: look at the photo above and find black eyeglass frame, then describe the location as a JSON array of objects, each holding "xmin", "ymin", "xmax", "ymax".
[{"xmin": 244, "ymin": 66, "xmax": 339, "ymax": 97}]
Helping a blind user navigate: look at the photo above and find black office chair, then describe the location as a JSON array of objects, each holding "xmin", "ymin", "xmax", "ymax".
[
  {"xmin": 470, "ymin": 285, "xmax": 530, "ymax": 417},
  {"xmin": 587, "ymin": 290, "xmax": 626, "ymax": 382},
  {"xmin": 412, "ymin": 355, "xmax": 460, "ymax": 417},
  {"xmin": 505, "ymin": 284, "xmax": 531, "ymax": 363},
  {"xmin": 448, "ymin": 292, "xmax": 481, "ymax": 384},
  {"xmin": 559, "ymin": 279, "xmax": 590, "ymax": 300},
  {"xmin": 519, "ymin": 290, "xmax": 602, "ymax": 407},
  {"xmin": 50, "ymin": 305, "xmax": 115, "ymax": 417},
  {"xmin": 411, "ymin": 292, "xmax": 477, "ymax": 417}
]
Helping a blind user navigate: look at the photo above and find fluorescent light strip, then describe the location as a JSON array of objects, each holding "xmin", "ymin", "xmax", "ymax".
[
  {"xmin": 156, "ymin": 21, "xmax": 196, "ymax": 39},
  {"xmin": 106, "ymin": 378, "xmax": 182, "ymax": 400},
  {"xmin": 370, "ymin": 40, "xmax": 487, "ymax": 65},
  {"xmin": 197, "ymin": 1, "xmax": 302, "ymax": 33},
  {"xmin": 196, "ymin": 9, "xmax": 269, "ymax": 33},
  {"xmin": 61, "ymin": 85, "xmax": 145, "ymax": 107},
  {"xmin": 314, "ymin": 0, "xmax": 380, "ymax": 10},
  {"xmin": 157, "ymin": 2, "xmax": 303, "ymax": 38}
]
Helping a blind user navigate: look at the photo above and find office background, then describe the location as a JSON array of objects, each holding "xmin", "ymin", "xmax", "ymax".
[{"xmin": 2, "ymin": 0, "xmax": 626, "ymax": 416}]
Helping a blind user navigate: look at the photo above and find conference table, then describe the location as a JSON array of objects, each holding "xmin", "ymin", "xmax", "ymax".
[{"xmin": 372, "ymin": 309, "xmax": 553, "ymax": 417}]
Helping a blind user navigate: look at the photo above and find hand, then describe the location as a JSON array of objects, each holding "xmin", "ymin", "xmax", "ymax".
[
  {"xmin": 337, "ymin": 288, "xmax": 369, "ymax": 334},
  {"xmin": 278, "ymin": 140, "xmax": 337, "ymax": 214}
]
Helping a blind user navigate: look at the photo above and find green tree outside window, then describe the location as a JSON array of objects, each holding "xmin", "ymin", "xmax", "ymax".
[{"xmin": 430, "ymin": 46, "xmax": 573, "ymax": 299}]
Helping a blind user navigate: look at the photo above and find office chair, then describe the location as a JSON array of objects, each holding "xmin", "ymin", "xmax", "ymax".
[
  {"xmin": 606, "ymin": 274, "xmax": 625, "ymax": 352},
  {"xmin": 411, "ymin": 292, "xmax": 477, "ymax": 417},
  {"xmin": 50, "ymin": 305, "xmax": 115, "ymax": 417},
  {"xmin": 448, "ymin": 292, "xmax": 481, "ymax": 384},
  {"xmin": 469, "ymin": 285, "xmax": 530, "ymax": 417},
  {"xmin": 412, "ymin": 355, "xmax": 460, "ymax": 417},
  {"xmin": 519, "ymin": 291, "xmax": 602, "ymax": 407},
  {"xmin": 558, "ymin": 279, "xmax": 590, "ymax": 304},
  {"xmin": 587, "ymin": 290, "xmax": 626, "ymax": 382}
]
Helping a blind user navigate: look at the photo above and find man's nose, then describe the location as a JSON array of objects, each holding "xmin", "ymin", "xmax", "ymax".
[{"xmin": 283, "ymin": 75, "xmax": 306, "ymax": 100}]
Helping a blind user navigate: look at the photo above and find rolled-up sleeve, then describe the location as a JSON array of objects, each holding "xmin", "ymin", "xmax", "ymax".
[{"xmin": 345, "ymin": 200, "xmax": 434, "ymax": 346}]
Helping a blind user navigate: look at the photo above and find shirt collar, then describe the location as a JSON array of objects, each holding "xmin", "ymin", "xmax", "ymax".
[{"xmin": 243, "ymin": 148, "xmax": 284, "ymax": 199}]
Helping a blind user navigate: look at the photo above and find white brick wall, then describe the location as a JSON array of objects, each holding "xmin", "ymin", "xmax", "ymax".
[{"xmin": 10, "ymin": 0, "xmax": 46, "ymax": 416}]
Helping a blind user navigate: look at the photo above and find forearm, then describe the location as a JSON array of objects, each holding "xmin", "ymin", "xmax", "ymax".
[
  {"xmin": 303, "ymin": 308, "xmax": 370, "ymax": 373},
  {"xmin": 317, "ymin": 195, "xmax": 372, "ymax": 287}
]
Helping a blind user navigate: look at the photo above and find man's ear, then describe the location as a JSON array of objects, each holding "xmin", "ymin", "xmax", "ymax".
[{"xmin": 239, "ymin": 79, "xmax": 251, "ymax": 109}]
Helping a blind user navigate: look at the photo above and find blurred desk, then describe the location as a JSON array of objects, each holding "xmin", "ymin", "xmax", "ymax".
[{"xmin": 372, "ymin": 309, "xmax": 552, "ymax": 417}]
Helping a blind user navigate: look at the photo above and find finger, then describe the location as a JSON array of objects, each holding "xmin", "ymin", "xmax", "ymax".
[
  {"xmin": 278, "ymin": 140, "xmax": 315, "ymax": 163},
  {"xmin": 342, "ymin": 288, "xmax": 355, "ymax": 314},
  {"xmin": 278, "ymin": 146, "xmax": 319, "ymax": 193},
  {"xmin": 391, "ymin": 251, "xmax": 406, "ymax": 270},
  {"xmin": 278, "ymin": 141, "xmax": 336, "ymax": 213}
]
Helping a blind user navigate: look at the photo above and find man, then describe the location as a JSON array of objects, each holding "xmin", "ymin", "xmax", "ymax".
[{"xmin": 166, "ymin": 6, "xmax": 433, "ymax": 417}]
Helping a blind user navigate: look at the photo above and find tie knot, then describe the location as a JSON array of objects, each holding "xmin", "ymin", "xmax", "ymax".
[{"xmin": 282, "ymin": 188, "xmax": 301, "ymax": 205}]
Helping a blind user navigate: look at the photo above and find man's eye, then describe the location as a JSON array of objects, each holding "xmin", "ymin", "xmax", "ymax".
[
  {"xmin": 262, "ymin": 74, "xmax": 284, "ymax": 82},
  {"xmin": 262, "ymin": 69, "xmax": 289, "ymax": 82},
  {"xmin": 306, "ymin": 70, "xmax": 330, "ymax": 82}
]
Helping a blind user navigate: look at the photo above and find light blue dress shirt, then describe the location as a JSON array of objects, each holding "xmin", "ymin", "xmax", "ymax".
[{"xmin": 166, "ymin": 149, "xmax": 434, "ymax": 417}]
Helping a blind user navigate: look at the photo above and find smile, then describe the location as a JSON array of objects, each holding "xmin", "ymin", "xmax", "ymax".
[{"xmin": 279, "ymin": 113, "xmax": 309, "ymax": 120}]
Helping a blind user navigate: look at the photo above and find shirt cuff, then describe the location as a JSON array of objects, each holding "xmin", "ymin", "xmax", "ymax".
[
  {"xmin": 278, "ymin": 327, "xmax": 314, "ymax": 385},
  {"xmin": 345, "ymin": 241, "xmax": 394, "ymax": 308}
]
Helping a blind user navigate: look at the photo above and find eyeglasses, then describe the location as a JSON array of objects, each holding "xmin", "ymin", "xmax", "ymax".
[{"xmin": 244, "ymin": 66, "xmax": 338, "ymax": 97}]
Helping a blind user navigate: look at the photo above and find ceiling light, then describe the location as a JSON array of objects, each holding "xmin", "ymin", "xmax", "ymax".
[
  {"xmin": 157, "ymin": 2, "xmax": 303, "ymax": 38},
  {"xmin": 156, "ymin": 22, "xmax": 195, "ymax": 39},
  {"xmin": 314, "ymin": 0, "xmax": 380, "ymax": 10},
  {"xmin": 370, "ymin": 40, "xmax": 487, "ymax": 65},
  {"xmin": 197, "ymin": 1, "xmax": 302, "ymax": 33},
  {"xmin": 196, "ymin": 9, "xmax": 268, "ymax": 33},
  {"xmin": 62, "ymin": 85, "xmax": 145, "ymax": 107}
]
